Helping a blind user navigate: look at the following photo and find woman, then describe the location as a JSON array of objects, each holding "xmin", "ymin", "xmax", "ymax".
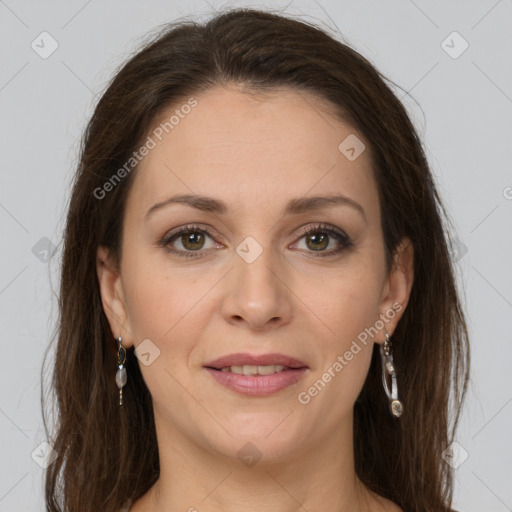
[{"xmin": 43, "ymin": 7, "xmax": 470, "ymax": 512}]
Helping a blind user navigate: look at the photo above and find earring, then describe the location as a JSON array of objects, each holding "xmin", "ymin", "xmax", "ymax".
[
  {"xmin": 380, "ymin": 331, "xmax": 403, "ymax": 418},
  {"xmin": 116, "ymin": 336, "xmax": 127, "ymax": 406}
]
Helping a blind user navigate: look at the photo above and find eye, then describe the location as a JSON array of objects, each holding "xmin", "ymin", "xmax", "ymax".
[
  {"xmin": 160, "ymin": 224, "xmax": 219, "ymax": 258},
  {"xmin": 159, "ymin": 222, "xmax": 352, "ymax": 259},
  {"xmin": 292, "ymin": 223, "xmax": 353, "ymax": 257}
]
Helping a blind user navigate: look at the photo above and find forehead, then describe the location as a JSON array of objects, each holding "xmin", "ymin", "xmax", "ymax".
[{"xmin": 126, "ymin": 86, "xmax": 379, "ymax": 221}]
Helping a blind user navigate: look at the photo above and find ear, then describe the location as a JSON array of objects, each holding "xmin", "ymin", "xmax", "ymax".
[
  {"xmin": 96, "ymin": 245, "xmax": 134, "ymax": 348},
  {"xmin": 375, "ymin": 237, "xmax": 414, "ymax": 343}
]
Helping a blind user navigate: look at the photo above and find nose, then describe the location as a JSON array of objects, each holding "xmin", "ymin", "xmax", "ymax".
[{"xmin": 220, "ymin": 243, "xmax": 293, "ymax": 331}]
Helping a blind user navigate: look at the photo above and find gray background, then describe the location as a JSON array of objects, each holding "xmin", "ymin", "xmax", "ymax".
[{"xmin": 1, "ymin": 1, "xmax": 511, "ymax": 510}]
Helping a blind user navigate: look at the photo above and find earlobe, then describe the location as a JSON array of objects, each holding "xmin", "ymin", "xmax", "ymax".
[
  {"xmin": 377, "ymin": 237, "xmax": 414, "ymax": 340},
  {"xmin": 96, "ymin": 245, "xmax": 133, "ymax": 347}
]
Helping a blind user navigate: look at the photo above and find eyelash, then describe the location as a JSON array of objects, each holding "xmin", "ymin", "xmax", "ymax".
[{"xmin": 158, "ymin": 223, "xmax": 353, "ymax": 259}]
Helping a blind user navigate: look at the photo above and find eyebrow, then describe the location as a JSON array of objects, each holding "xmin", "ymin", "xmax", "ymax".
[{"xmin": 145, "ymin": 193, "xmax": 366, "ymax": 222}]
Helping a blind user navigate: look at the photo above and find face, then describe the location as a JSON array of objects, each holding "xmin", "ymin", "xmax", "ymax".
[{"xmin": 97, "ymin": 86, "xmax": 413, "ymax": 463}]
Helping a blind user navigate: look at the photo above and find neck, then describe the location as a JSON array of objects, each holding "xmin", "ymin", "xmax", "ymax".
[{"xmin": 141, "ymin": 411, "xmax": 380, "ymax": 512}]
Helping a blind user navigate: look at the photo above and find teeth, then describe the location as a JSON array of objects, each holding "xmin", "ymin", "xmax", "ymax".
[{"xmin": 220, "ymin": 364, "xmax": 286, "ymax": 375}]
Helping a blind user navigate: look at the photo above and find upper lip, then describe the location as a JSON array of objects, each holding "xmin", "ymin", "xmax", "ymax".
[{"xmin": 204, "ymin": 353, "xmax": 308, "ymax": 370}]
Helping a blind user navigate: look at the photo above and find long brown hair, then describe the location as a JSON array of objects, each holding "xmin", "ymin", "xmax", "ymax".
[{"xmin": 43, "ymin": 7, "xmax": 470, "ymax": 511}]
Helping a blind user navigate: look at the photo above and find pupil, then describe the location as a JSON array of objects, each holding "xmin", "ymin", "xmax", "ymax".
[
  {"xmin": 308, "ymin": 233, "xmax": 327, "ymax": 251},
  {"xmin": 183, "ymin": 232, "xmax": 203, "ymax": 250}
]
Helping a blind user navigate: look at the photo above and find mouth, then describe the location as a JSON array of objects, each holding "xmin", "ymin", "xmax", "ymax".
[
  {"xmin": 204, "ymin": 352, "xmax": 308, "ymax": 371},
  {"xmin": 203, "ymin": 353, "xmax": 309, "ymax": 396},
  {"xmin": 215, "ymin": 364, "xmax": 293, "ymax": 375}
]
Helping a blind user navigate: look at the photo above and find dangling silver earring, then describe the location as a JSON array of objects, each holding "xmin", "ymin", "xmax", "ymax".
[
  {"xmin": 116, "ymin": 336, "xmax": 127, "ymax": 406},
  {"xmin": 380, "ymin": 331, "xmax": 403, "ymax": 418}
]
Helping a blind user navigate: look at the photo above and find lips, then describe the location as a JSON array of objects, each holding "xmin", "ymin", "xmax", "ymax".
[
  {"xmin": 203, "ymin": 353, "xmax": 309, "ymax": 397},
  {"xmin": 204, "ymin": 352, "xmax": 308, "ymax": 370}
]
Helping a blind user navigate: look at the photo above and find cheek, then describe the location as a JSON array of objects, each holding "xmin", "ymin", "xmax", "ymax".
[
  {"xmin": 297, "ymin": 256, "xmax": 383, "ymax": 404},
  {"xmin": 123, "ymin": 271, "xmax": 176, "ymax": 340},
  {"xmin": 296, "ymin": 325, "xmax": 374, "ymax": 425},
  {"xmin": 121, "ymin": 246, "xmax": 217, "ymax": 350},
  {"xmin": 298, "ymin": 275, "xmax": 378, "ymax": 417},
  {"xmin": 306, "ymin": 264, "xmax": 383, "ymax": 343}
]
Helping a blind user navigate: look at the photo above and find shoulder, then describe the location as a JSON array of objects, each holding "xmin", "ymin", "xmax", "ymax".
[
  {"xmin": 119, "ymin": 500, "xmax": 132, "ymax": 512},
  {"xmin": 376, "ymin": 496, "xmax": 403, "ymax": 512}
]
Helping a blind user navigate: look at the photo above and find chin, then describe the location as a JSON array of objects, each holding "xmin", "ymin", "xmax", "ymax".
[{"xmin": 199, "ymin": 420, "xmax": 305, "ymax": 465}]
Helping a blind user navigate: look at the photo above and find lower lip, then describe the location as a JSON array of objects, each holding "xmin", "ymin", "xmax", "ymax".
[{"xmin": 204, "ymin": 367, "xmax": 308, "ymax": 397}]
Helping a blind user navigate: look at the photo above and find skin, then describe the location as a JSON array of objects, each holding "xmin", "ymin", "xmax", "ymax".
[{"xmin": 97, "ymin": 85, "xmax": 413, "ymax": 512}]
